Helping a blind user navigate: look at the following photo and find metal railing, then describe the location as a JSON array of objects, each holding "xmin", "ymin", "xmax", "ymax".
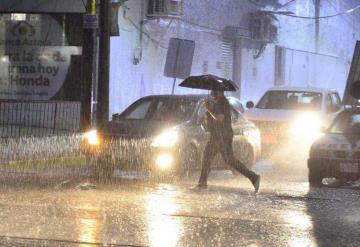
[{"xmin": 0, "ymin": 100, "xmax": 81, "ymax": 138}]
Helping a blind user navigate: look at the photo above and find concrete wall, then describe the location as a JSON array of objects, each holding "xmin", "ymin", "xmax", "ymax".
[
  {"xmin": 109, "ymin": 0, "xmax": 360, "ymax": 115},
  {"xmin": 275, "ymin": 0, "xmax": 360, "ymax": 97},
  {"xmin": 110, "ymin": 0, "xmax": 255, "ymax": 115}
]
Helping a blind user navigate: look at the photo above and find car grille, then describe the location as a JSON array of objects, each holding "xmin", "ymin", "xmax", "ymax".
[
  {"xmin": 332, "ymin": 150, "xmax": 360, "ymax": 160},
  {"xmin": 310, "ymin": 149, "xmax": 331, "ymax": 158},
  {"xmin": 333, "ymin": 150, "xmax": 346, "ymax": 159},
  {"xmin": 98, "ymin": 134, "xmax": 152, "ymax": 160},
  {"xmin": 101, "ymin": 133, "xmax": 150, "ymax": 140},
  {"xmin": 353, "ymin": 152, "xmax": 360, "ymax": 159},
  {"xmin": 312, "ymin": 150, "xmax": 360, "ymax": 160}
]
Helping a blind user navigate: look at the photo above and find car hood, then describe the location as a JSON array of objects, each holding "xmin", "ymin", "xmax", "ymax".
[
  {"xmin": 98, "ymin": 120, "xmax": 189, "ymax": 138},
  {"xmin": 243, "ymin": 108, "xmax": 321, "ymax": 122},
  {"xmin": 313, "ymin": 134, "xmax": 360, "ymax": 150}
]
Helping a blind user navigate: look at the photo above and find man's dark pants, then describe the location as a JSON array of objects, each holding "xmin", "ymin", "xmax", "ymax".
[{"xmin": 198, "ymin": 135, "xmax": 258, "ymax": 186}]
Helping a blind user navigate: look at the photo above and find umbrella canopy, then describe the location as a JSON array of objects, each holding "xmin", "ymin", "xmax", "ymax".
[{"xmin": 179, "ymin": 74, "xmax": 238, "ymax": 91}]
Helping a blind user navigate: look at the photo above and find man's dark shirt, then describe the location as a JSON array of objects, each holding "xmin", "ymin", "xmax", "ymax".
[{"xmin": 206, "ymin": 97, "xmax": 233, "ymax": 138}]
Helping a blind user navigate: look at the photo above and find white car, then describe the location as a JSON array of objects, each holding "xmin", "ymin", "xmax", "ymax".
[{"xmin": 243, "ymin": 86, "xmax": 342, "ymax": 158}]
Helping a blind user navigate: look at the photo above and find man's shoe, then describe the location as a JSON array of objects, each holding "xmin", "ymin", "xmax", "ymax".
[{"xmin": 252, "ymin": 175, "xmax": 260, "ymax": 194}]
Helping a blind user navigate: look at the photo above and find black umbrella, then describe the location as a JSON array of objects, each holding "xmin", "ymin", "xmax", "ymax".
[{"xmin": 179, "ymin": 74, "xmax": 238, "ymax": 91}]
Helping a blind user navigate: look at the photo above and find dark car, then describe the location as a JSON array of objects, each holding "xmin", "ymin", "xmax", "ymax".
[
  {"xmin": 81, "ymin": 94, "xmax": 261, "ymax": 179},
  {"xmin": 308, "ymin": 106, "xmax": 360, "ymax": 186}
]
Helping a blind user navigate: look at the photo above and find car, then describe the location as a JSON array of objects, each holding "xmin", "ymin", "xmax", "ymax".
[
  {"xmin": 243, "ymin": 86, "xmax": 342, "ymax": 158},
  {"xmin": 81, "ymin": 94, "xmax": 261, "ymax": 179},
  {"xmin": 308, "ymin": 106, "xmax": 360, "ymax": 186}
]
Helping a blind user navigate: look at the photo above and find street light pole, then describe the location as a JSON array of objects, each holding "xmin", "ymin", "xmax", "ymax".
[
  {"xmin": 97, "ymin": 0, "xmax": 111, "ymax": 125},
  {"xmin": 81, "ymin": 0, "xmax": 97, "ymax": 130}
]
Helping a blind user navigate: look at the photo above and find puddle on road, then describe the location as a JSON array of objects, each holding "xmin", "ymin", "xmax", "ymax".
[{"xmin": 146, "ymin": 185, "xmax": 184, "ymax": 247}]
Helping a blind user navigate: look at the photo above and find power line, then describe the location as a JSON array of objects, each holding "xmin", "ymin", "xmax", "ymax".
[
  {"xmin": 247, "ymin": 0, "xmax": 296, "ymax": 8},
  {"xmin": 81, "ymin": 0, "xmax": 87, "ymax": 12},
  {"xmin": 178, "ymin": 19, "xmax": 222, "ymax": 32},
  {"xmin": 324, "ymin": 0, "xmax": 358, "ymax": 26},
  {"xmin": 248, "ymin": 0, "xmax": 360, "ymax": 20},
  {"xmin": 246, "ymin": 0, "xmax": 262, "ymax": 7},
  {"xmin": 281, "ymin": 0, "xmax": 297, "ymax": 8},
  {"xmin": 119, "ymin": 7, "xmax": 224, "ymax": 49},
  {"xmin": 120, "ymin": 9, "xmax": 168, "ymax": 49},
  {"xmin": 272, "ymin": 4, "xmax": 360, "ymax": 19}
]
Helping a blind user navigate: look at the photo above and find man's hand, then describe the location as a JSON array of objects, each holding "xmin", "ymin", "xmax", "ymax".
[
  {"xmin": 205, "ymin": 100, "xmax": 224, "ymax": 122},
  {"xmin": 205, "ymin": 100, "xmax": 213, "ymax": 110}
]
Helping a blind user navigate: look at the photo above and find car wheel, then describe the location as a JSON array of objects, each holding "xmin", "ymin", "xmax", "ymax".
[
  {"xmin": 88, "ymin": 155, "xmax": 115, "ymax": 182},
  {"xmin": 308, "ymin": 168, "xmax": 323, "ymax": 187}
]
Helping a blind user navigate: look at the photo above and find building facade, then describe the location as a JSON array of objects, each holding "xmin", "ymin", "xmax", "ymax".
[{"xmin": 109, "ymin": 0, "xmax": 360, "ymax": 116}]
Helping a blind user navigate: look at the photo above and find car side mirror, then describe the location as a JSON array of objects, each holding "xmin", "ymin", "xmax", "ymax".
[{"xmin": 246, "ymin": 101, "xmax": 254, "ymax": 109}]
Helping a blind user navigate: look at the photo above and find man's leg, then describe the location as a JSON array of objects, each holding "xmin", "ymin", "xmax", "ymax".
[
  {"xmin": 220, "ymin": 137, "xmax": 260, "ymax": 190},
  {"xmin": 198, "ymin": 138, "xmax": 218, "ymax": 187}
]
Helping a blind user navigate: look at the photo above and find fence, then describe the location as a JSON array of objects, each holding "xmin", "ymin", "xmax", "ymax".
[{"xmin": 0, "ymin": 100, "xmax": 81, "ymax": 138}]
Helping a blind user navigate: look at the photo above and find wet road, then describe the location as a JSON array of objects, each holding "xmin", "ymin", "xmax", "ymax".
[{"xmin": 0, "ymin": 162, "xmax": 359, "ymax": 246}]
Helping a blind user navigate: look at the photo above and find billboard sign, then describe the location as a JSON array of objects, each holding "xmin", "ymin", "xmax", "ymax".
[{"xmin": 0, "ymin": 14, "xmax": 81, "ymax": 100}]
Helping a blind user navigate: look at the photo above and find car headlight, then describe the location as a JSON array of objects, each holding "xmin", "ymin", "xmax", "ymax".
[
  {"xmin": 290, "ymin": 113, "xmax": 322, "ymax": 140},
  {"xmin": 155, "ymin": 154, "xmax": 173, "ymax": 170},
  {"xmin": 151, "ymin": 129, "xmax": 179, "ymax": 148},
  {"xmin": 83, "ymin": 130, "xmax": 99, "ymax": 145}
]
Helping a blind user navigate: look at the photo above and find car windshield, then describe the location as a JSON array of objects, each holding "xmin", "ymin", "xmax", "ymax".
[
  {"xmin": 329, "ymin": 112, "xmax": 360, "ymax": 134},
  {"xmin": 122, "ymin": 97, "xmax": 198, "ymax": 122},
  {"xmin": 150, "ymin": 98, "xmax": 198, "ymax": 121},
  {"xmin": 256, "ymin": 91, "xmax": 322, "ymax": 110}
]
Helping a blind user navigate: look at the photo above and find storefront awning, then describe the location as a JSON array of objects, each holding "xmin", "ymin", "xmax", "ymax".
[{"xmin": 0, "ymin": 0, "xmax": 86, "ymax": 13}]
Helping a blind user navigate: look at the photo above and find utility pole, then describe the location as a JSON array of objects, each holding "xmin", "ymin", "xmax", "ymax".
[
  {"xmin": 315, "ymin": 0, "xmax": 320, "ymax": 52},
  {"xmin": 97, "ymin": 0, "xmax": 111, "ymax": 125},
  {"xmin": 81, "ymin": 0, "xmax": 97, "ymax": 130}
]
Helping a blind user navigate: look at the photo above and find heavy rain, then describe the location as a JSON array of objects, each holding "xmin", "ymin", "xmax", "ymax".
[{"xmin": 0, "ymin": 1, "xmax": 360, "ymax": 246}]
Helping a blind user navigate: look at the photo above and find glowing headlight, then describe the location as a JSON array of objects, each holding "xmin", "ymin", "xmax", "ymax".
[
  {"xmin": 151, "ymin": 129, "xmax": 178, "ymax": 148},
  {"xmin": 83, "ymin": 130, "xmax": 99, "ymax": 145},
  {"xmin": 290, "ymin": 113, "xmax": 322, "ymax": 140},
  {"xmin": 155, "ymin": 154, "xmax": 173, "ymax": 170}
]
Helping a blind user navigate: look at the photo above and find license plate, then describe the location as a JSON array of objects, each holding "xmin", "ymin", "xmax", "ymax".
[
  {"xmin": 339, "ymin": 162, "xmax": 359, "ymax": 174},
  {"xmin": 262, "ymin": 134, "xmax": 277, "ymax": 144}
]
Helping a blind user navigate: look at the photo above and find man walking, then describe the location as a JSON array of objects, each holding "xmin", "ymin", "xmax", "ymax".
[{"xmin": 198, "ymin": 90, "xmax": 260, "ymax": 193}]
